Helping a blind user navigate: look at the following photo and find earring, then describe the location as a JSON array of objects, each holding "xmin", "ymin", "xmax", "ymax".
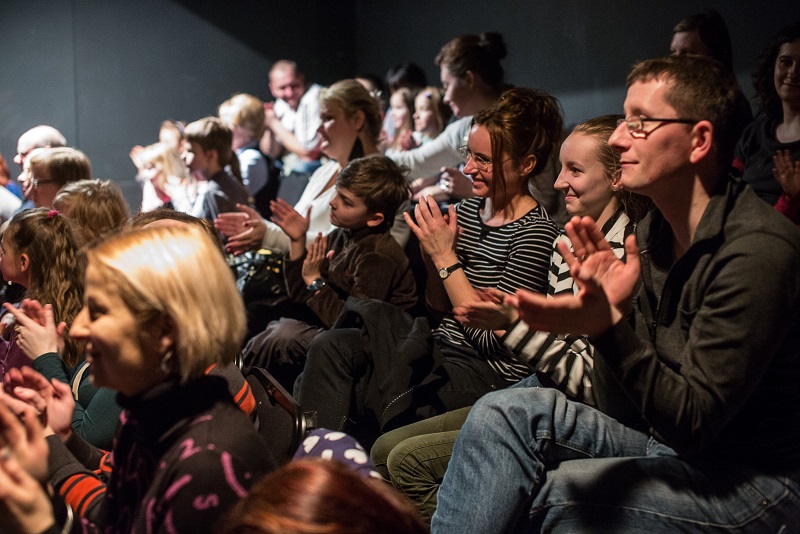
[{"xmin": 160, "ymin": 349, "xmax": 174, "ymax": 374}]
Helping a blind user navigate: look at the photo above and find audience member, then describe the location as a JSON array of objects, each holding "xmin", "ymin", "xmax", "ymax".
[
  {"xmin": 219, "ymin": 93, "xmax": 278, "ymax": 215},
  {"xmin": 371, "ymin": 114, "xmax": 646, "ymax": 520},
  {"xmin": 382, "ymin": 62, "xmax": 428, "ymax": 142},
  {"xmin": 735, "ymin": 22, "xmax": 800, "ymax": 216},
  {"xmin": 432, "ymin": 54, "xmax": 800, "ymax": 533},
  {"xmin": 132, "ymin": 141, "xmax": 192, "ymax": 212},
  {"xmin": 0, "ymin": 150, "xmax": 23, "ymax": 199},
  {"xmin": 670, "ymin": 10, "xmax": 734, "ymax": 69},
  {"xmin": 13, "ymin": 125, "xmax": 66, "ymax": 170},
  {"xmin": 0, "ymin": 151, "xmax": 22, "ymax": 223},
  {"xmin": 217, "ymin": 79, "xmax": 409, "ymax": 255},
  {"xmin": 387, "ymin": 87, "xmax": 416, "ymax": 151},
  {"xmin": 52, "ymin": 179, "xmax": 129, "ymax": 244},
  {"xmin": 408, "ymin": 87, "xmax": 453, "ymax": 201},
  {"xmin": 181, "ymin": 117, "xmax": 251, "ymax": 224},
  {"xmin": 669, "ymin": 10, "xmax": 754, "ymax": 164},
  {"xmin": 387, "ymin": 33, "xmax": 508, "ymax": 202},
  {"xmin": 295, "ymin": 87, "xmax": 562, "ymax": 448},
  {"xmin": 242, "ymin": 156, "xmax": 416, "ymax": 388},
  {"xmin": 23, "ymin": 147, "xmax": 91, "ymax": 209},
  {"xmin": 0, "ymin": 209, "xmax": 84, "ymax": 383},
  {"xmin": 1, "ymin": 225, "xmax": 276, "ymax": 533},
  {"xmin": 221, "ymin": 458, "xmax": 428, "ymax": 534},
  {"xmin": 260, "ymin": 60, "xmax": 324, "ymax": 175}
]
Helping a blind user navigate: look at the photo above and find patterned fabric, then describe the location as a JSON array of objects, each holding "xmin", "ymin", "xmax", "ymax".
[
  {"xmin": 504, "ymin": 210, "xmax": 633, "ymax": 405},
  {"xmin": 294, "ymin": 428, "xmax": 382, "ymax": 479},
  {"xmin": 47, "ymin": 376, "xmax": 275, "ymax": 533},
  {"xmin": 434, "ymin": 198, "xmax": 560, "ymax": 383}
]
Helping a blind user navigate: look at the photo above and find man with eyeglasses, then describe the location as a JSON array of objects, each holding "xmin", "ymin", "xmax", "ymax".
[
  {"xmin": 432, "ymin": 55, "xmax": 800, "ymax": 532},
  {"xmin": 259, "ymin": 60, "xmax": 323, "ymax": 178}
]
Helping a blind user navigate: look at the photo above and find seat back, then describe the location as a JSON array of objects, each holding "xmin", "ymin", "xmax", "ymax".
[{"xmin": 246, "ymin": 367, "xmax": 316, "ymax": 463}]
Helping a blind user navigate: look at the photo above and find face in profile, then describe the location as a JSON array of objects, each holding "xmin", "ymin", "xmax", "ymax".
[
  {"xmin": 440, "ymin": 65, "xmax": 470, "ymax": 118},
  {"xmin": 317, "ymin": 104, "xmax": 360, "ymax": 162}
]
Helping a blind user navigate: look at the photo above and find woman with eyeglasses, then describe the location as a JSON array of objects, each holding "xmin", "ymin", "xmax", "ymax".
[{"xmin": 295, "ymin": 87, "xmax": 561, "ymax": 449}]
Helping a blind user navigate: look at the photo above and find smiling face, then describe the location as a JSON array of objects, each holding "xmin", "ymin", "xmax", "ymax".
[
  {"xmin": 413, "ymin": 92, "xmax": 438, "ymax": 137},
  {"xmin": 608, "ymin": 79, "xmax": 694, "ymax": 197},
  {"xmin": 317, "ymin": 103, "xmax": 360, "ymax": 164},
  {"xmin": 70, "ymin": 264, "xmax": 166, "ymax": 396},
  {"xmin": 555, "ymin": 132, "xmax": 619, "ymax": 225},
  {"xmin": 774, "ymin": 39, "xmax": 800, "ymax": 106},
  {"xmin": 269, "ymin": 66, "xmax": 306, "ymax": 110},
  {"xmin": 389, "ymin": 92, "xmax": 412, "ymax": 131}
]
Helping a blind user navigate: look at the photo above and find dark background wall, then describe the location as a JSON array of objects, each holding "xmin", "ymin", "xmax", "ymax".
[{"xmin": 1, "ymin": 0, "xmax": 797, "ymax": 209}]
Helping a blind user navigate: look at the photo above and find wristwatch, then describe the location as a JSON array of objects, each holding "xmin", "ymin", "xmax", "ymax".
[
  {"xmin": 307, "ymin": 277, "xmax": 327, "ymax": 292},
  {"xmin": 438, "ymin": 262, "xmax": 463, "ymax": 280}
]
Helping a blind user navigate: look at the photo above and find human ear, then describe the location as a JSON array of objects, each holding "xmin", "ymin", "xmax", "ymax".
[
  {"xmin": 365, "ymin": 212, "xmax": 385, "ymax": 227},
  {"xmin": 518, "ymin": 154, "xmax": 537, "ymax": 178},
  {"xmin": 18, "ymin": 253, "xmax": 29, "ymax": 273},
  {"xmin": 351, "ymin": 110, "xmax": 366, "ymax": 132},
  {"xmin": 464, "ymin": 70, "xmax": 477, "ymax": 88},
  {"xmin": 689, "ymin": 120, "xmax": 714, "ymax": 164}
]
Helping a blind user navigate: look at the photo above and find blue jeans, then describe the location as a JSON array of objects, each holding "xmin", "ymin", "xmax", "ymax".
[{"xmin": 431, "ymin": 387, "xmax": 800, "ymax": 533}]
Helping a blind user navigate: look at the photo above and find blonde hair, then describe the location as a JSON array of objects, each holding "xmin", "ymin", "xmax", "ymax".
[
  {"xmin": 86, "ymin": 226, "xmax": 246, "ymax": 381},
  {"xmin": 219, "ymin": 93, "xmax": 266, "ymax": 140},
  {"xmin": 28, "ymin": 147, "xmax": 91, "ymax": 188},
  {"xmin": 53, "ymin": 179, "xmax": 129, "ymax": 243},
  {"xmin": 135, "ymin": 142, "xmax": 188, "ymax": 181},
  {"xmin": 416, "ymin": 86, "xmax": 451, "ymax": 136},
  {"xmin": 319, "ymin": 80, "xmax": 383, "ymax": 142}
]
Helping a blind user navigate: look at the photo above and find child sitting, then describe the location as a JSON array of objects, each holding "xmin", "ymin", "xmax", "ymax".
[
  {"xmin": 243, "ymin": 155, "xmax": 417, "ymax": 388},
  {"xmin": 180, "ymin": 117, "xmax": 251, "ymax": 224},
  {"xmin": 218, "ymin": 93, "xmax": 278, "ymax": 216},
  {"xmin": 408, "ymin": 87, "xmax": 454, "ymax": 201}
]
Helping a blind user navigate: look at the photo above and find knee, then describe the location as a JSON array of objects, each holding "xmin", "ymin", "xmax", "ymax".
[{"xmin": 463, "ymin": 387, "xmax": 559, "ymax": 439}]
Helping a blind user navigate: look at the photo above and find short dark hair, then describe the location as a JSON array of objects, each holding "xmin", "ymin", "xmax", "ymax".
[
  {"xmin": 673, "ymin": 10, "xmax": 733, "ymax": 70},
  {"xmin": 336, "ymin": 156, "xmax": 409, "ymax": 227},
  {"xmin": 385, "ymin": 62, "xmax": 428, "ymax": 93},
  {"xmin": 627, "ymin": 55, "xmax": 741, "ymax": 169}
]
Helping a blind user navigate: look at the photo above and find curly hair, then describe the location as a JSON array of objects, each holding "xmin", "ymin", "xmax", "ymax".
[
  {"xmin": 473, "ymin": 87, "xmax": 564, "ymax": 209},
  {"xmin": 5, "ymin": 209, "xmax": 85, "ymax": 366},
  {"xmin": 753, "ymin": 22, "xmax": 800, "ymax": 120}
]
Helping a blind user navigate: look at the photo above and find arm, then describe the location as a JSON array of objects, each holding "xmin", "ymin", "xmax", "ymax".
[
  {"xmin": 387, "ymin": 118, "xmax": 469, "ymax": 179},
  {"xmin": 405, "ymin": 198, "xmax": 477, "ymax": 311},
  {"xmin": 772, "ymin": 149, "xmax": 800, "ymax": 224},
  {"xmin": 265, "ymin": 107, "xmax": 321, "ymax": 160}
]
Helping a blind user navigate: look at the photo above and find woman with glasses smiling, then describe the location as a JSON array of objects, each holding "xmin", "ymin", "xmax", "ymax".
[
  {"xmin": 295, "ymin": 87, "xmax": 562, "ymax": 449},
  {"xmin": 24, "ymin": 147, "xmax": 92, "ymax": 209}
]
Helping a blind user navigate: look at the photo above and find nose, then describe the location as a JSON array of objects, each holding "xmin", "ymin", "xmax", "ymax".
[
  {"xmin": 608, "ymin": 121, "xmax": 629, "ymax": 152},
  {"xmin": 70, "ymin": 307, "xmax": 90, "ymax": 340},
  {"xmin": 554, "ymin": 168, "xmax": 569, "ymax": 191},
  {"xmin": 462, "ymin": 157, "xmax": 478, "ymax": 176}
]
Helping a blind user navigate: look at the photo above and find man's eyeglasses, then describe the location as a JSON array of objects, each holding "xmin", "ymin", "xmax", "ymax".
[
  {"xmin": 459, "ymin": 145, "xmax": 493, "ymax": 171},
  {"xmin": 617, "ymin": 116, "xmax": 699, "ymax": 138}
]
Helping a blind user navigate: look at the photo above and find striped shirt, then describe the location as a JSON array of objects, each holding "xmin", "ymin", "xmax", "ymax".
[
  {"xmin": 434, "ymin": 197, "xmax": 560, "ymax": 382},
  {"xmin": 503, "ymin": 210, "xmax": 633, "ymax": 404}
]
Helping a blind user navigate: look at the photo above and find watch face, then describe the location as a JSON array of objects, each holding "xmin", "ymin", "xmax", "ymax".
[{"xmin": 439, "ymin": 267, "xmax": 448, "ymax": 279}]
